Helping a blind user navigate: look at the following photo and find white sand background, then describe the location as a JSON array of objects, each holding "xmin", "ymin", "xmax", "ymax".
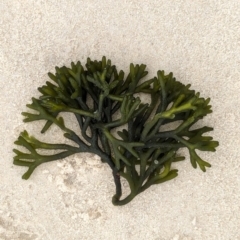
[{"xmin": 0, "ymin": 1, "xmax": 239, "ymax": 239}]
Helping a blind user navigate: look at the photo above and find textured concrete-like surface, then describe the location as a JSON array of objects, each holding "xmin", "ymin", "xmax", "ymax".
[{"xmin": 0, "ymin": 1, "xmax": 239, "ymax": 239}]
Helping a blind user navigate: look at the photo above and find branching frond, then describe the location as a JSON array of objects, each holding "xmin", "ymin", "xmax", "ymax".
[{"xmin": 13, "ymin": 56, "xmax": 219, "ymax": 206}]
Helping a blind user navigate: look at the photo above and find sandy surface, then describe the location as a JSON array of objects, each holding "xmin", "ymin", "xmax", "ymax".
[{"xmin": 0, "ymin": 1, "xmax": 239, "ymax": 240}]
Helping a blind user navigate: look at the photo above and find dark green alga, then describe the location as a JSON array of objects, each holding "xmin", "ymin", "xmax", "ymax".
[{"xmin": 13, "ymin": 56, "xmax": 219, "ymax": 206}]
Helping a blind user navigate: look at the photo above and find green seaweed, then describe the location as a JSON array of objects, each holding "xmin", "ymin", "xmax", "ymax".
[{"xmin": 13, "ymin": 56, "xmax": 219, "ymax": 206}]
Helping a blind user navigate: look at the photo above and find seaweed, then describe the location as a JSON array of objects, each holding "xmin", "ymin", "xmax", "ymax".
[{"xmin": 13, "ymin": 56, "xmax": 219, "ymax": 206}]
